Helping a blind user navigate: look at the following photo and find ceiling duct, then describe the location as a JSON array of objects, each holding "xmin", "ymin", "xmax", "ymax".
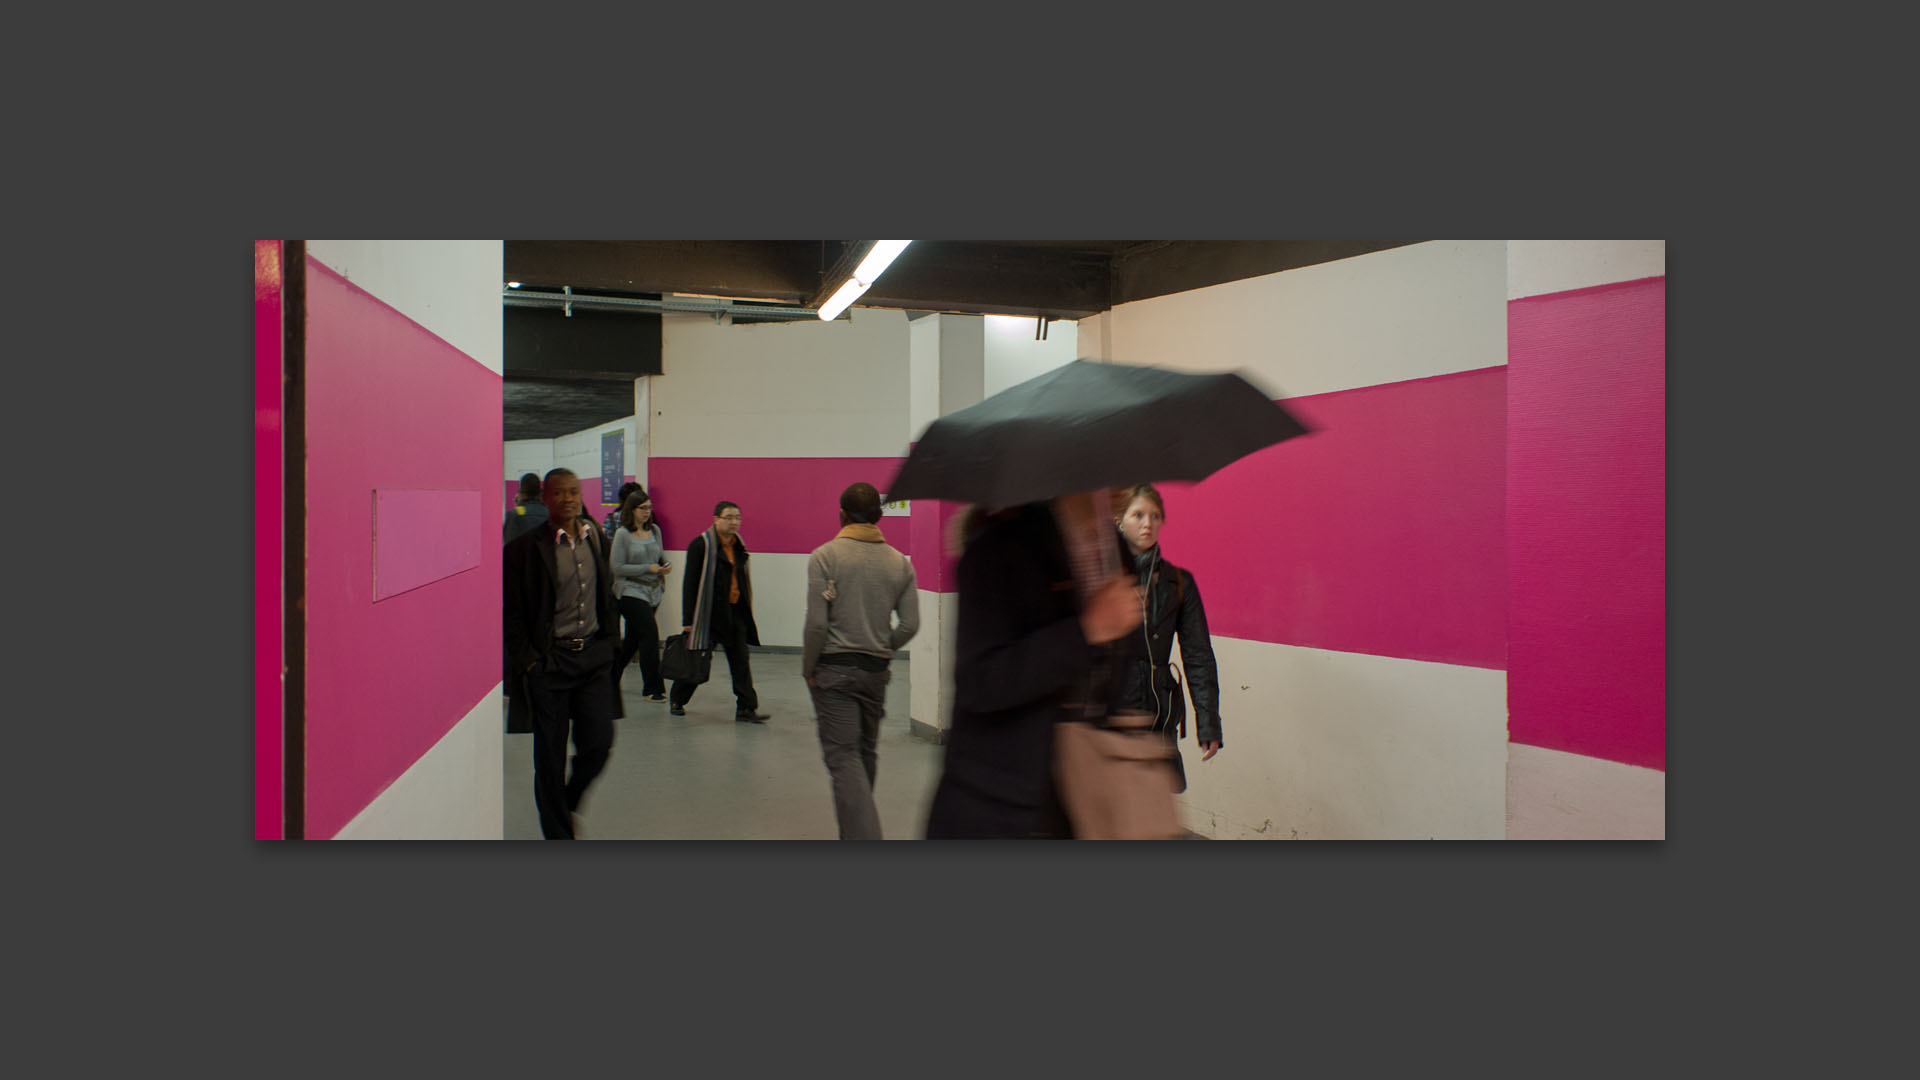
[{"xmin": 504, "ymin": 288, "xmax": 827, "ymax": 322}]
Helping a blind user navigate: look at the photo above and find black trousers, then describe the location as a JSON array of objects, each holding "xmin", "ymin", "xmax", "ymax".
[
  {"xmin": 670, "ymin": 604, "xmax": 757, "ymax": 714},
  {"xmin": 615, "ymin": 596, "xmax": 664, "ymax": 698},
  {"xmin": 526, "ymin": 637, "xmax": 618, "ymax": 839}
]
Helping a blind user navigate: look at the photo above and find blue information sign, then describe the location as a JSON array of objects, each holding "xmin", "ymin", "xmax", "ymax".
[{"xmin": 601, "ymin": 430, "xmax": 624, "ymax": 507}]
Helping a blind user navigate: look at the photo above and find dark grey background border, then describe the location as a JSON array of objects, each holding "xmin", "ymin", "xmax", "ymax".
[{"xmin": 18, "ymin": 20, "xmax": 1824, "ymax": 1070}]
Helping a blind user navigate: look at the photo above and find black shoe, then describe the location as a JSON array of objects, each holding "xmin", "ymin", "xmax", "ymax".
[
  {"xmin": 669, "ymin": 704, "xmax": 686, "ymax": 716},
  {"xmin": 735, "ymin": 710, "xmax": 770, "ymax": 723},
  {"xmin": 645, "ymin": 693, "xmax": 667, "ymax": 703}
]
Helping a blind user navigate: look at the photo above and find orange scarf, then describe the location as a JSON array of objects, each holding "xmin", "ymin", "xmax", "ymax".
[{"xmin": 719, "ymin": 533, "xmax": 741, "ymax": 603}]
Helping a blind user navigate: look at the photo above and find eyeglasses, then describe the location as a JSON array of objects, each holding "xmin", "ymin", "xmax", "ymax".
[{"xmin": 718, "ymin": 514, "xmax": 742, "ymax": 521}]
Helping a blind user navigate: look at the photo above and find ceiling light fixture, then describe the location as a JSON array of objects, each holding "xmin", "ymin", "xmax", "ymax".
[
  {"xmin": 817, "ymin": 240, "xmax": 912, "ymax": 321},
  {"xmin": 506, "ymin": 281, "xmax": 522, "ymax": 288}
]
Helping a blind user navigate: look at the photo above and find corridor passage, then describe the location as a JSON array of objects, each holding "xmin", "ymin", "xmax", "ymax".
[{"xmin": 504, "ymin": 652, "xmax": 944, "ymax": 840}]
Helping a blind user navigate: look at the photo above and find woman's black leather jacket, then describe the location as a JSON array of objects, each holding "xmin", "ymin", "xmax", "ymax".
[{"xmin": 1110, "ymin": 545, "xmax": 1222, "ymax": 748}]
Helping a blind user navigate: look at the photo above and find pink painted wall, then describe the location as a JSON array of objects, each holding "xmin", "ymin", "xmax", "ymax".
[
  {"xmin": 254, "ymin": 241, "xmax": 283, "ymax": 840},
  {"xmin": 907, "ymin": 496, "xmax": 963, "ymax": 593},
  {"xmin": 1157, "ymin": 368, "xmax": 1510, "ymax": 669},
  {"xmin": 645, "ymin": 457, "xmax": 911, "ymax": 557},
  {"xmin": 1507, "ymin": 277, "xmax": 1665, "ymax": 769},
  {"xmin": 302, "ymin": 258, "xmax": 503, "ymax": 838}
]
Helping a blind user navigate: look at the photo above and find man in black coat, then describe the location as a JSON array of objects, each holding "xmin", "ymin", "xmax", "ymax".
[
  {"xmin": 672, "ymin": 500, "xmax": 769, "ymax": 722},
  {"xmin": 924, "ymin": 500, "xmax": 1143, "ymax": 839},
  {"xmin": 504, "ymin": 468, "xmax": 623, "ymax": 839}
]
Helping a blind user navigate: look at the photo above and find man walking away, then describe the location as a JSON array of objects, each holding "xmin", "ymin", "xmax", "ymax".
[{"xmin": 801, "ymin": 483, "xmax": 920, "ymax": 839}]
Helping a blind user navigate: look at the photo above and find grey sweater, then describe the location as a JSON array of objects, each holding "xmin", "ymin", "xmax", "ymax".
[
  {"xmin": 802, "ymin": 525, "xmax": 920, "ymax": 678},
  {"xmin": 609, "ymin": 525, "xmax": 667, "ymax": 605}
]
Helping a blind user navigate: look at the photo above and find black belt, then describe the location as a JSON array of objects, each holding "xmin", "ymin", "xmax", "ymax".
[
  {"xmin": 818, "ymin": 652, "xmax": 888, "ymax": 672},
  {"xmin": 554, "ymin": 637, "xmax": 589, "ymax": 652}
]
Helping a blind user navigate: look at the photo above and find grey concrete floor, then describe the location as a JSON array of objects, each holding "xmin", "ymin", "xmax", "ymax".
[{"xmin": 503, "ymin": 651, "xmax": 945, "ymax": 840}]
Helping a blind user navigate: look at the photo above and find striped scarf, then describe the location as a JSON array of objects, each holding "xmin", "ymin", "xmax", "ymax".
[{"xmin": 687, "ymin": 526, "xmax": 722, "ymax": 651}]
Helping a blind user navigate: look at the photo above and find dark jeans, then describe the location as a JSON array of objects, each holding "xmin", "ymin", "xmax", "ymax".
[
  {"xmin": 616, "ymin": 596, "xmax": 664, "ymax": 697},
  {"xmin": 670, "ymin": 606, "xmax": 757, "ymax": 714},
  {"xmin": 808, "ymin": 663, "xmax": 890, "ymax": 839},
  {"xmin": 525, "ymin": 637, "xmax": 618, "ymax": 839}
]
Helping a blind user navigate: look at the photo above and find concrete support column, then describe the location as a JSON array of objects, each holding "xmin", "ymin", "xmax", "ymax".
[{"xmin": 905, "ymin": 315, "xmax": 984, "ymax": 743}]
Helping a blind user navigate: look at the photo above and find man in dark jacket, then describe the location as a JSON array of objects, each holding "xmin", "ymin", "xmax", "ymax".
[
  {"xmin": 672, "ymin": 500, "xmax": 769, "ymax": 722},
  {"xmin": 924, "ymin": 500, "xmax": 1142, "ymax": 839},
  {"xmin": 504, "ymin": 468, "xmax": 623, "ymax": 839}
]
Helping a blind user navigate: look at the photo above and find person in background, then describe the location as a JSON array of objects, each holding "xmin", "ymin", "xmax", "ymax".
[
  {"xmin": 602, "ymin": 481, "xmax": 641, "ymax": 560},
  {"xmin": 610, "ymin": 488, "xmax": 670, "ymax": 703},
  {"xmin": 504, "ymin": 472, "xmax": 549, "ymax": 544},
  {"xmin": 801, "ymin": 482, "xmax": 920, "ymax": 839},
  {"xmin": 672, "ymin": 501, "xmax": 769, "ymax": 722},
  {"xmin": 1110, "ymin": 484, "xmax": 1223, "ymax": 793}
]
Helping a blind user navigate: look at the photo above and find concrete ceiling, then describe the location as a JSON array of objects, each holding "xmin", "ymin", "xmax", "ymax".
[{"xmin": 501, "ymin": 239, "xmax": 1423, "ymax": 440}]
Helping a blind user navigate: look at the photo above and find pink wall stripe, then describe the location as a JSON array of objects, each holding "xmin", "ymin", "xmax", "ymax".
[
  {"xmin": 1158, "ymin": 368, "xmax": 1509, "ymax": 669},
  {"xmin": 303, "ymin": 258, "xmax": 503, "ymax": 838},
  {"xmin": 1507, "ymin": 277, "xmax": 1665, "ymax": 769},
  {"xmin": 254, "ymin": 241, "xmax": 283, "ymax": 840},
  {"xmin": 645, "ymin": 457, "xmax": 912, "ymax": 558}
]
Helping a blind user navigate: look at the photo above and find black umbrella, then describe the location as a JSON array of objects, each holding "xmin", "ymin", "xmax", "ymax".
[{"xmin": 887, "ymin": 358, "xmax": 1311, "ymax": 509}]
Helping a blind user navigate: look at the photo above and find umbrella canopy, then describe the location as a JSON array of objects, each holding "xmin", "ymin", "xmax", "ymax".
[{"xmin": 887, "ymin": 359, "xmax": 1311, "ymax": 509}]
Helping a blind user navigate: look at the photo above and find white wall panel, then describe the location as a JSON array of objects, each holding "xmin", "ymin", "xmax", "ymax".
[
  {"xmin": 332, "ymin": 687, "xmax": 505, "ymax": 839},
  {"xmin": 307, "ymin": 241, "xmax": 503, "ymax": 375},
  {"xmin": 654, "ymin": 308, "xmax": 911, "ymax": 458},
  {"xmin": 653, "ymin": 551, "xmax": 811, "ymax": 649},
  {"xmin": 1507, "ymin": 240, "xmax": 1664, "ymax": 300},
  {"xmin": 982, "ymin": 314, "xmax": 1080, "ymax": 396},
  {"xmin": 907, "ymin": 590, "xmax": 958, "ymax": 735},
  {"xmin": 1107, "ymin": 240, "xmax": 1507, "ymax": 396},
  {"xmin": 504, "ymin": 439, "xmax": 553, "ymax": 482},
  {"xmin": 909, "ymin": 315, "xmax": 941, "ymax": 443},
  {"xmin": 1506, "ymin": 743, "xmax": 1664, "ymax": 840},
  {"xmin": 1176, "ymin": 638, "xmax": 1508, "ymax": 840}
]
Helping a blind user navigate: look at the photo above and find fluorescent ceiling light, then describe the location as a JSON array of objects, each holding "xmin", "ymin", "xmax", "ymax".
[
  {"xmin": 506, "ymin": 281, "xmax": 522, "ymax": 288},
  {"xmin": 819, "ymin": 240, "xmax": 912, "ymax": 320},
  {"xmin": 816, "ymin": 277, "xmax": 870, "ymax": 321},
  {"xmin": 854, "ymin": 240, "xmax": 912, "ymax": 284}
]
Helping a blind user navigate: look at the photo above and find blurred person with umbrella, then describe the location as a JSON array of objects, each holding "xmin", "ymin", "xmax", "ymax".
[{"xmin": 894, "ymin": 360, "xmax": 1309, "ymax": 839}]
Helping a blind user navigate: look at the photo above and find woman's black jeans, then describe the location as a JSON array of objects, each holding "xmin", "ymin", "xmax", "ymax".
[{"xmin": 616, "ymin": 596, "xmax": 665, "ymax": 698}]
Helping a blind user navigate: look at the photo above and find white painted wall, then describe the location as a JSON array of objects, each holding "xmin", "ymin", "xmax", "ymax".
[
  {"xmin": 982, "ymin": 314, "xmax": 1080, "ymax": 396},
  {"xmin": 646, "ymin": 306, "xmax": 915, "ymax": 647},
  {"xmin": 333, "ymin": 690, "xmax": 504, "ymax": 839},
  {"xmin": 1101, "ymin": 241, "xmax": 1511, "ymax": 839},
  {"xmin": 907, "ymin": 590, "xmax": 959, "ymax": 736},
  {"xmin": 1177, "ymin": 640, "xmax": 1507, "ymax": 840},
  {"xmin": 1506, "ymin": 744, "xmax": 1664, "ymax": 840},
  {"xmin": 1507, "ymin": 240, "xmax": 1664, "ymax": 300},
  {"xmin": 1107, "ymin": 240, "xmax": 1508, "ymax": 396},
  {"xmin": 306, "ymin": 241, "xmax": 503, "ymax": 376},
  {"xmin": 908, "ymin": 315, "xmax": 941, "ymax": 443},
  {"xmin": 504, "ymin": 439, "xmax": 553, "ymax": 483},
  {"xmin": 653, "ymin": 307, "xmax": 912, "ymax": 458}
]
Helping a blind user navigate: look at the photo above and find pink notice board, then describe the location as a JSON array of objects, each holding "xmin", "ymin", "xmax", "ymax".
[
  {"xmin": 374, "ymin": 489, "xmax": 483, "ymax": 600},
  {"xmin": 1507, "ymin": 277, "xmax": 1665, "ymax": 769},
  {"xmin": 1156, "ymin": 368, "xmax": 1509, "ymax": 669},
  {"xmin": 254, "ymin": 241, "xmax": 284, "ymax": 840},
  {"xmin": 302, "ymin": 257, "xmax": 503, "ymax": 838}
]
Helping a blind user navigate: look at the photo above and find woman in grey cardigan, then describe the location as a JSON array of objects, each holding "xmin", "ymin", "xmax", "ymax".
[{"xmin": 610, "ymin": 489, "xmax": 671, "ymax": 701}]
